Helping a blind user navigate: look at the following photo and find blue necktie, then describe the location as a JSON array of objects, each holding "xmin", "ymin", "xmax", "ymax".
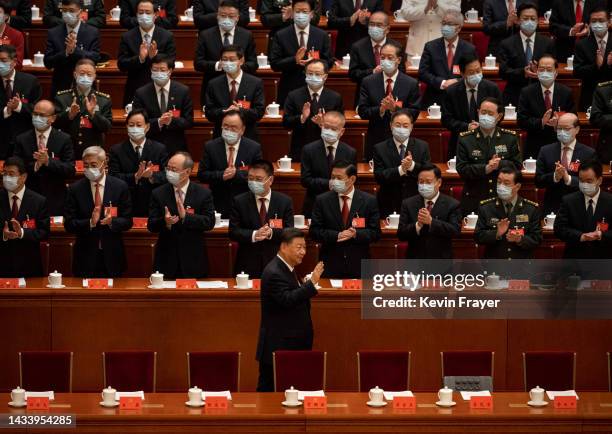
[{"xmin": 525, "ymin": 38, "xmax": 533, "ymax": 64}]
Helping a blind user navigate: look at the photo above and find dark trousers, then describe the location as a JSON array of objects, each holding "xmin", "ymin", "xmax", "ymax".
[{"xmin": 257, "ymin": 361, "xmax": 274, "ymax": 392}]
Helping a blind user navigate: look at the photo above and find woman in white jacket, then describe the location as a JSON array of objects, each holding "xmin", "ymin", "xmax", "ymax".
[{"xmin": 396, "ymin": 0, "xmax": 461, "ymax": 57}]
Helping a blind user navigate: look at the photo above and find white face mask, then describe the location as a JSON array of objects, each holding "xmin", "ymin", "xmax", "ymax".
[
  {"xmin": 2, "ymin": 175, "xmax": 19, "ymax": 192},
  {"xmin": 84, "ymin": 167, "xmax": 101, "ymax": 182},
  {"xmin": 166, "ymin": 170, "xmax": 181, "ymax": 186}
]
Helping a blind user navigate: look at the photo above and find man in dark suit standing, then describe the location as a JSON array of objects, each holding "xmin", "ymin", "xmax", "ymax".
[
  {"xmin": 300, "ymin": 111, "xmax": 357, "ymax": 217},
  {"xmin": 397, "ymin": 163, "xmax": 461, "ymax": 259},
  {"xmin": 229, "ymin": 159, "xmax": 294, "ymax": 277},
  {"xmin": 418, "ymin": 10, "xmax": 478, "ymax": 107},
  {"xmin": 373, "ymin": 109, "xmax": 431, "ymax": 218},
  {"xmin": 120, "ymin": 0, "xmax": 177, "ymax": 29},
  {"xmin": 43, "ymin": 0, "xmax": 100, "ymax": 96},
  {"xmin": 573, "ymin": 8, "xmax": 612, "ymax": 110},
  {"xmin": 5, "ymin": 0, "xmax": 31, "ymax": 30},
  {"xmin": 0, "ymin": 156, "xmax": 50, "ymax": 277},
  {"xmin": 194, "ymin": 0, "xmax": 257, "ymax": 103},
  {"xmin": 554, "ymin": 159, "xmax": 612, "ymax": 258},
  {"xmin": 357, "ymin": 41, "xmax": 420, "ymax": 160},
  {"xmin": 64, "ymin": 146, "xmax": 133, "ymax": 277},
  {"xmin": 117, "ymin": 0, "xmax": 176, "ymax": 105},
  {"xmin": 309, "ymin": 160, "xmax": 380, "ymax": 278},
  {"xmin": 204, "ymin": 45, "xmax": 265, "ymax": 141},
  {"xmin": 326, "ymin": 0, "xmax": 383, "ymax": 58},
  {"xmin": 482, "ymin": 0, "xmax": 524, "ymax": 56},
  {"xmin": 108, "ymin": 109, "xmax": 169, "ymax": 216},
  {"xmin": 442, "ymin": 53, "xmax": 502, "ymax": 159},
  {"xmin": 44, "ymin": 0, "xmax": 106, "ymax": 28},
  {"xmin": 260, "ymin": 0, "xmax": 320, "ymax": 38},
  {"xmin": 198, "ymin": 110, "xmax": 262, "ymax": 217},
  {"xmin": 256, "ymin": 227, "xmax": 324, "ymax": 391},
  {"xmin": 132, "ymin": 54, "xmax": 193, "ymax": 155},
  {"xmin": 536, "ymin": 113, "xmax": 596, "ymax": 214},
  {"xmin": 193, "ymin": 0, "xmax": 249, "ymax": 30},
  {"xmin": 269, "ymin": 0, "xmax": 332, "ymax": 106},
  {"xmin": 550, "ymin": 0, "xmax": 603, "ymax": 62},
  {"xmin": 13, "ymin": 99, "xmax": 75, "ymax": 217},
  {"xmin": 148, "ymin": 151, "xmax": 216, "ymax": 278},
  {"xmin": 283, "ymin": 59, "xmax": 344, "ymax": 160},
  {"xmin": 0, "ymin": 45, "xmax": 40, "ymax": 159},
  {"xmin": 590, "ymin": 80, "xmax": 612, "ymax": 163},
  {"xmin": 518, "ymin": 54, "xmax": 577, "ymax": 159},
  {"xmin": 498, "ymin": 2, "xmax": 554, "ymax": 107}
]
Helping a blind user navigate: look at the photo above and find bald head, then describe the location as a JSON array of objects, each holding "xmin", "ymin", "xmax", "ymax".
[
  {"xmin": 369, "ymin": 11, "xmax": 389, "ymax": 26},
  {"xmin": 557, "ymin": 112, "xmax": 580, "ymax": 129},
  {"xmin": 34, "ymin": 100, "xmax": 55, "ymax": 116}
]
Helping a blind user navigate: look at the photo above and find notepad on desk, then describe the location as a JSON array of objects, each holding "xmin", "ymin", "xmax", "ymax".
[
  {"xmin": 298, "ymin": 390, "xmax": 325, "ymax": 400},
  {"xmin": 202, "ymin": 391, "xmax": 232, "ymax": 400},
  {"xmin": 383, "ymin": 391, "xmax": 413, "ymax": 400},
  {"xmin": 547, "ymin": 390, "xmax": 579, "ymax": 400},
  {"xmin": 460, "ymin": 390, "xmax": 491, "ymax": 400}
]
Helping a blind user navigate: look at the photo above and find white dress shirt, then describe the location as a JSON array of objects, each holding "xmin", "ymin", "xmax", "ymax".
[
  {"xmin": 251, "ymin": 188, "xmax": 273, "ymax": 242},
  {"xmin": 541, "ymin": 82, "xmax": 555, "ymax": 102},
  {"xmin": 308, "ymin": 85, "xmax": 324, "ymax": 100},
  {"xmin": 337, "ymin": 185, "xmax": 355, "ymax": 212},
  {"xmin": 90, "ymin": 173, "xmax": 105, "ymax": 202},
  {"xmin": 2, "ymin": 69, "xmax": 21, "ymax": 118},
  {"xmin": 554, "ymin": 139, "xmax": 576, "ymax": 186},
  {"xmin": 324, "ymin": 140, "xmax": 338, "ymax": 160},
  {"xmin": 465, "ymin": 80, "xmax": 478, "ymax": 105},
  {"xmin": 585, "ymin": 188, "xmax": 601, "ymax": 212},
  {"xmin": 219, "ymin": 26, "xmax": 235, "ymax": 45},
  {"xmin": 225, "ymin": 139, "xmax": 241, "ymax": 166},
  {"xmin": 227, "ymin": 70, "xmax": 243, "ymax": 94},
  {"xmin": 440, "ymin": 38, "xmax": 458, "ymax": 89},
  {"xmin": 67, "ymin": 20, "xmax": 81, "ymax": 35},
  {"xmin": 3, "ymin": 186, "xmax": 25, "ymax": 240},
  {"xmin": 154, "ymin": 79, "xmax": 171, "ymax": 112},
  {"xmin": 295, "ymin": 24, "xmax": 310, "ymax": 47},
  {"xmin": 33, "ymin": 127, "xmax": 52, "ymax": 172},
  {"xmin": 596, "ymin": 33, "xmax": 609, "ymax": 52},
  {"xmin": 175, "ymin": 179, "xmax": 189, "ymax": 202},
  {"xmin": 140, "ymin": 25, "xmax": 154, "ymax": 43},
  {"xmin": 276, "ymin": 253, "xmax": 294, "ymax": 272},
  {"xmin": 371, "ymin": 37, "xmax": 386, "ymax": 49},
  {"xmin": 394, "ymin": 137, "xmax": 415, "ymax": 176},
  {"xmin": 520, "ymin": 31, "xmax": 536, "ymax": 54}
]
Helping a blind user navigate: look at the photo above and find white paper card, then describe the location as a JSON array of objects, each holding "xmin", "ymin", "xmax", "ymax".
[
  {"xmin": 297, "ymin": 390, "xmax": 325, "ymax": 400},
  {"xmin": 460, "ymin": 390, "xmax": 491, "ymax": 400},
  {"xmin": 174, "ymin": 61, "xmax": 185, "ymax": 69},
  {"xmin": 202, "ymin": 391, "xmax": 232, "ymax": 400},
  {"xmin": 25, "ymin": 391, "xmax": 54, "ymax": 400},
  {"xmin": 547, "ymin": 390, "xmax": 579, "ymax": 400},
  {"xmin": 52, "ymin": 216, "xmax": 64, "ymax": 224},
  {"xmin": 82, "ymin": 279, "xmax": 114, "ymax": 287},
  {"xmin": 23, "ymin": 59, "xmax": 33, "ymax": 66},
  {"xmin": 383, "ymin": 391, "xmax": 413, "ymax": 401},
  {"xmin": 197, "ymin": 281, "xmax": 229, "ymax": 289},
  {"xmin": 329, "ymin": 279, "xmax": 343, "ymax": 288},
  {"xmin": 115, "ymin": 391, "xmax": 145, "ymax": 400}
]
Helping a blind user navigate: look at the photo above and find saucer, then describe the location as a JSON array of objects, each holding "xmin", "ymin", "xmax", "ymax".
[
  {"xmin": 543, "ymin": 225, "xmax": 554, "ymax": 230},
  {"xmin": 446, "ymin": 169, "xmax": 458, "ymax": 173},
  {"xmin": 527, "ymin": 400, "xmax": 548, "ymax": 407},
  {"xmin": 485, "ymin": 285, "xmax": 503, "ymax": 290},
  {"xmin": 482, "ymin": 66, "xmax": 497, "ymax": 70},
  {"xmin": 367, "ymin": 400, "xmax": 388, "ymax": 407},
  {"xmin": 264, "ymin": 114, "xmax": 282, "ymax": 119},
  {"xmin": 148, "ymin": 285, "xmax": 164, "ymax": 289},
  {"xmin": 435, "ymin": 400, "xmax": 456, "ymax": 407},
  {"xmin": 282, "ymin": 400, "xmax": 302, "ymax": 407},
  {"xmin": 294, "ymin": 224, "xmax": 308, "ymax": 229},
  {"xmin": 385, "ymin": 225, "xmax": 398, "ymax": 230},
  {"xmin": 234, "ymin": 284, "xmax": 252, "ymax": 289},
  {"xmin": 99, "ymin": 401, "xmax": 119, "ymax": 408},
  {"xmin": 46, "ymin": 284, "xmax": 66, "ymax": 288},
  {"xmin": 426, "ymin": 116, "xmax": 441, "ymax": 120},
  {"xmin": 276, "ymin": 168, "xmax": 295, "ymax": 172},
  {"xmin": 8, "ymin": 401, "xmax": 26, "ymax": 408},
  {"xmin": 185, "ymin": 400, "xmax": 205, "ymax": 408}
]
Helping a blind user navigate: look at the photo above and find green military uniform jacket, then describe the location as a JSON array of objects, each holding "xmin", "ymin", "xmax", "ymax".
[{"xmin": 590, "ymin": 80, "xmax": 612, "ymax": 163}]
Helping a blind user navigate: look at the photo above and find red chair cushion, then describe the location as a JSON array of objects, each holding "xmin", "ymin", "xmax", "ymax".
[
  {"xmin": 358, "ymin": 351, "xmax": 410, "ymax": 392},
  {"xmin": 524, "ymin": 351, "xmax": 575, "ymax": 391},
  {"xmin": 104, "ymin": 351, "xmax": 156, "ymax": 392},
  {"xmin": 442, "ymin": 351, "xmax": 493, "ymax": 377},
  {"xmin": 274, "ymin": 351, "xmax": 325, "ymax": 392},
  {"xmin": 395, "ymin": 242, "xmax": 408, "ymax": 259},
  {"xmin": 20, "ymin": 351, "xmax": 72, "ymax": 392},
  {"xmin": 471, "ymin": 32, "xmax": 490, "ymax": 62},
  {"xmin": 496, "ymin": 80, "xmax": 507, "ymax": 94},
  {"xmin": 188, "ymin": 352, "xmax": 240, "ymax": 392},
  {"xmin": 440, "ymin": 131, "xmax": 451, "ymax": 160}
]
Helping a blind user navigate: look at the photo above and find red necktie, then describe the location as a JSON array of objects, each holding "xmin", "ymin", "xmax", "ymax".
[
  {"xmin": 11, "ymin": 195, "xmax": 18, "ymax": 219},
  {"xmin": 230, "ymin": 80, "xmax": 237, "ymax": 102},
  {"xmin": 447, "ymin": 42, "xmax": 454, "ymax": 71},
  {"xmin": 259, "ymin": 198, "xmax": 267, "ymax": 226},
  {"xmin": 386, "ymin": 78, "xmax": 393, "ymax": 96},
  {"xmin": 575, "ymin": 0, "xmax": 582, "ymax": 23},
  {"xmin": 374, "ymin": 44, "xmax": 381, "ymax": 66},
  {"xmin": 426, "ymin": 200, "xmax": 433, "ymax": 212},
  {"xmin": 561, "ymin": 146, "xmax": 570, "ymax": 169},
  {"xmin": 94, "ymin": 183, "xmax": 101, "ymax": 207},
  {"xmin": 544, "ymin": 90, "xmax": 552, "ymax": 110},
  {"xmin": 341, "ymin": 195, "xmax": 350, "ymax": 227}
]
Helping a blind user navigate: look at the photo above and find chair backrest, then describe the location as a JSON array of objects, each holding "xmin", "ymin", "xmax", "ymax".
[
  {"xmin": 394, "ymin": 242, "xmax": 408, "ymax": 260},
  {"xmin": 40, "ymin": 242, "xmax": 50, "ymax": 276},
  {"xmin": 19, "ymin": 351, "xmax": 73, "ymax": 392},
  {"xmin": 273, "ymin": 351, "xmax": 326, "ymax": 392},
  {"xmin": 608, "ymin": 352, "xmax": 611, "ymax": 392},
  {"xmin": 471, "ymin": 31, "xmax": 490, "ymax": 62},
  {"xmin": 449, "ymin": 186, "xmax": 463, "ymax": 202},
  {"xmin": 327, "ymin": 31, "xmax": 338, "ymax": 56},
  {"xmin": 441, "ymin": 351, "xmax": 494, "ymax": 379},
  {"xmin": 187, "ymin": 352, "xmax": 241, "ymax": 392},
  {"xmin": 103, "ymin": 351, "xmax": 157, "ymax": 392},
  {"xmin": 523, "ymin": 351, "xmax": 576, "ymax": 391},
  {"xmin": 439, "ymin": 130, "xmax": 451, "ymax": 161},
  {"xmin": 357, "ymin": 351, "xmax": 411, "ymax": 392},
  {"xmin": 496, "ymin": 80, "xmax": 507, "ymax": 94}
]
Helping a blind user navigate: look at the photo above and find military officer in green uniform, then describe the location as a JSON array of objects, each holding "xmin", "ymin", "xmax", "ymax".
[
  {"xmin": 590, "ymin": 80, "xmax": 612, "ymax": 164},
  {"xmin": 54, "ymin": 58, "xmax": 112, "ymax": 157},
  {"xmin": 456, "ymin": 97, "xmax": 522, "ymax": 215},
  {"xmin": 474, "ymin": 163, "xmax": 542, "ymax": 260}
]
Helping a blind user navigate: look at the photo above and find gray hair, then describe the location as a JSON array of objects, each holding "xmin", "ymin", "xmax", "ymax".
[
  {"xmin": 443, "ymin": 9, "xmax": 464, "ymax": 26},
  {"xmin": 172, "ymin": 151, "xmax": 195, "ymax": 170},
  {"xmin": 82, "ymin": 146, "xmax": 106, "ymax": 162}
]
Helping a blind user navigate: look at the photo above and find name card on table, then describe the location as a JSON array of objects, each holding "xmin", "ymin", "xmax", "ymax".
[
  {"xmin": 119, "ymin": 397, "xmax": 142, "ymax": 409},
  {"xmin": 393, "ymin": 396, "xmax": 415, "ymax": 409},
  {"xmin": 132, "ymin": 217, "xmax": 148, "ymax": 228},
  {"xmin": 0, "ymin": 278, "xmax": 25, "ymax": 288},
  {"xmin": 590, "ymin": 280, "xmax": 612, "ymax": 290},
  {"xmin": 83, "ymin": 279, "xmax": 113, "ymax": 289},
  {"xmin": 554, "ymin": 396, "xmax": 577, "ymax": 409},
  {"xmin": 176, "ymin": 279, "xmax": 197, "ymax": 289},
  {"xmin": 25, "ymin": 391, "xmax": 55, "ymax": 400},
  {"xmin": 27, "ymin": 397, "xmax": 49, "ymax": 410},
  {"xmin": 251, "ymin": 279, "xmax": 261, "ymax": 290},
  {"xmin": 304, "ymin": 396, "xmax": 327, "ymax": 409},
  {"xmin": 342, "ymin": 279, "xmax": 362, "ymax": 290},
  {"xmin": 508, "ymin": 280, "xmax": 530, "ymax": 290},
  {"xmin": 470, "ymin": 396, "xmax": 493, "ymax": 409},
  {"xmin": 205, "ymin": 396, "xmax": 228, "ymax": 409}
]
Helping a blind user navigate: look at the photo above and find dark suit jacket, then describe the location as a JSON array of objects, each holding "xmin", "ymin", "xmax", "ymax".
[
  {"xmin": 498, "ymin": 33, "xmax": 555, "ymax": 107},
  {"xmin": 282, "ymin": 86, "xmax": 344, "ymax": 160},
  {"xmin": 0, "ymin": 71, "xmax": 41, "ymax": 159},
  {"xmin": 397, "ymin": 192, "xmax": 461, "ymax": 259},
  {"xmin": 418, "ymin": 37, "xmax": 477, "ymax": 107},
  {"xmin": 119, "ymin": 0, "xmax": 178, "ymax": 29},
  {"xmin": 194, "ymin": 26, "xmax": 258, "ymax": 103},
  {"xmin": 117, "ymin": 26, "xmax": 177, "ymax": 105},
  {"xmin": 326, "ymin": 0, "xmax": 383, "ymax": 57},
  {"xmin": 108, "ymin": 138, "xmax": 169, "ymax": 216},
  {"xmin": 229, "ymin": 190, "xmax": 294, "ymax": 277},
  {"xmin": 309, "ymin": 188, "xmax": 380, "ymax": 278},
  {"xmin": 260, "ymin": 0, "xmax": 320, "ymax": 36},
  {"xmin": 256, "ymin": 255, "xmax": 318, "ymax": 364},
  {"xmin": 441, "ymin": 78, "xmax": 502, "ymax": 159},
  {"xmin": 373, "ymin": 137, "xmax": 432, "ymax": 218},
  {"xmin": 0, "ymin": 188, "xmax": 49, "ymax": 277},
  {"xmin": 205, "ymin": 72, "xmax": 265, "ymax": 141},
  {"xmin": 554, "ymin": 190, "xmax": 612, "ymax": 259},
  {"xmin": 43, "ymin": 23, "xmax": 100, "ymax": 95},
  {"xmin": 357, "ymin": 71, "xmax": 421, "ymax": 159},
  {"xmin": 63, "ymin": 176, "xmax": 133, "ymax": 277},
  {"xmin": 132, "ymin": 79, "xmax": 193, "ymax": 155},
  {"xmin": 550, "ymin": 0, "xmax": 604, "ymax": 61},
  {"xmin": 13, "ymin": 128, "xmax": 75, "ymax": 216},
  {"xmin": 348, "ymin": 36, "xmax": 402, "ymax": 105},
  {"xmin": 44, "ymin": 0, "xmax": 106, "ymax": 28},
  {"xmin": 269, "ymin": 24, "xmax": 333, "ymax": 106},
  {"xmin": 517, "ymin": 82, "xmax": 577, "ymax": 159},
  {"xmin": 148, "ymin": 181, "xmax": 216, "ymax": 278},
  {"xmin": 300, "ymin": 139, "xmax": 357, "ymax": 217},
  {"xmin": 574, "ymin": 32, "xmax": 612, "ymax": 110},
  {"xmin": 482, "ymin": 0, "xmax": 525, "ymax": 56},
  {"xmin": 6, "ymin": 0, "xmax": 32, "ymax": 29},
  {"xmin": 535, "ymin": 141, "xmax": 596, "ymax": 214},
  {"xmin": 197, "ymin": 136, "xmax": 262, "ymax": 217},
  {"xmin": 192, "ymin": 0, "xmax": 250, "ymax": 30},
  {"xmin": 590, "ymin": 83, "xmax": 612, "ymax": 163}
]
